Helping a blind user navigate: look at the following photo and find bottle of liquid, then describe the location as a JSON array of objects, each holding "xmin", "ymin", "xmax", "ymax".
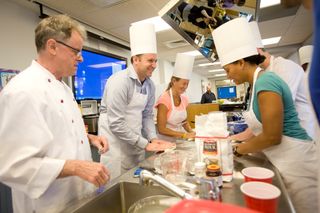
[{"xmin": 206, "ymin": 164, "xmax": 223, "ymax": 189}]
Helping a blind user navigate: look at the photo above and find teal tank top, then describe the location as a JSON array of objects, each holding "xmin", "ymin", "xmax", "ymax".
[{"xmin": 252, "ymin": 71, "xmax": 311, "ymax": 141}]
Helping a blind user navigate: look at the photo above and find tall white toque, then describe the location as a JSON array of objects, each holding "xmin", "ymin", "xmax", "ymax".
[
  {"xmin": 299, "ymin": 45, "xmax": 313, "ymax": 65},
  {"xmin": 249, "ymin": 21, "xmax": 264, "ymax": 48},
  {"xmin": 172, "ymin": 53, "xmax": 195, "ymax": 80},
  {"xmin": 212, "ymin": 17, "xmax": 258, "ymax": 66},
  {"xmin": 129, "ymin": 22, "xmax": 157, "ymax": 56}
]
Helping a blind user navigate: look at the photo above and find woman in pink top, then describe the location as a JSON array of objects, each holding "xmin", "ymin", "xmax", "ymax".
[{"xmin": 155, "ymin": 53, "xmax": 196, "ymax": 142}]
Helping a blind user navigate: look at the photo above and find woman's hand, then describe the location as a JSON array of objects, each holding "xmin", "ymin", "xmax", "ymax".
[{"xmin": 185, "ymin": 131, "xmax": 196, "ymax": 139}]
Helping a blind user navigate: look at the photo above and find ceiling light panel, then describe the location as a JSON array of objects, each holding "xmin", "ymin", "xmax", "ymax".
[
  {"xmin": 198, "ymin": 61, "xmax": 221, "ymax": 67},
  {"xmin": 208, "ymin": 69, "xmax": 225, "ymax": 73},
  {"xmin": 260, "ymin": 0, "xmax": 280, "ymax": 8},
  {"xmin": 262, "ymin": 36, "xmax": 281, "ymax": 45}
]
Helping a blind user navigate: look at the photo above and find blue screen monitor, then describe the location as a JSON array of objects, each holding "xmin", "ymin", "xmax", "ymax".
[
  {"xmin": 73, "ymin": 48, "xmax": 127, "ymax": 101},
  {"xmin": 217, "ymin": 86, "xmax": 237, "ymax": 99}
]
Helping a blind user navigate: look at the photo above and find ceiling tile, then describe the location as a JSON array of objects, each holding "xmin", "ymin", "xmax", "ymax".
[
  {"xmin": 259, "ymin": 16, "xmax": 295, "ymax": 38},
  {"xmin": 83, "ymin": 0, "xmax": 157, "ymax": 29}
]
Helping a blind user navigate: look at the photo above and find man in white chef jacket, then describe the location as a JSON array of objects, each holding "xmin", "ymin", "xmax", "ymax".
[
  {"xmin": 99, "ymin": 23, "xmax": 174, "ymax": 179},
  {"xmin": 0, "ymin": 15, "xmax": 110, "ymax": 213},
  {"xmin": 249, "ymin": 21, "xmax": 317, "ymax": 140}
]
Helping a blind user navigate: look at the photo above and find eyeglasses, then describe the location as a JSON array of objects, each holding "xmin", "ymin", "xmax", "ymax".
[{"xmin": 55, "ymin": 40, "xmax": 82, "ymax": 57}]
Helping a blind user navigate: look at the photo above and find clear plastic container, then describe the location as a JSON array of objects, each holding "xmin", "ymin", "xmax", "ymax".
[
  {"xmin": 160, "ymin": 150, "xmax": 188, "ymax": 185},
  {"xmin": 194, "ymin": 162, "xmax": 206, "ymax": 178}
]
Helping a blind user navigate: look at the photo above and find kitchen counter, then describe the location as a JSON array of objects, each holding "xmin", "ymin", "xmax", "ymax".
[
  {"xmin": 63, "ymin": 147, "xmax": 295, "ymax": 213},
  {"xmin": 124, "ymin": 152, "xmax": 294, "ymax": 212},
  {"xmin": 221, "ymin": 154, "xmax": 294, "ymax": 211}
]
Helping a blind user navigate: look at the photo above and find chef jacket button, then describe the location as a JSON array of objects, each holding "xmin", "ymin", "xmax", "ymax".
[
  {"xmin": 72, "ymin": 119, "xmax": 74, "ymax": 123},
  {"xmin": 81, "ymin": 140, "xmax": 83, "ymax": 144},
  {"xmin": 48, "ymin": 79, "xmax": 51, "ymax": 83},
  {"xmin": 60, "ymin": 99, "xmax": 64, "ymax": 103}
]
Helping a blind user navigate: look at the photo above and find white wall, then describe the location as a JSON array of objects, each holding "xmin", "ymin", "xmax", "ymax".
[
  {"xmin": 0, "ymin": 0, "xmax": 39, "ymax": 70},
  {"xmin": 153, "ymin": 59, "xmax": 207, "ymax": 103},
  {"xmin": 0, "ymin": 0, "xmax": 130, "ymax": 71},
  {"xmin": 186, "ymin": 71, "xmax": 207, "ymax": 103},
  {"xmin": 163, "ymin": 60, "xmax": 174, "ymax": 83},
  {"xmin": 287, "ymin": 51, "xmax": 300, "ymax": 64}
]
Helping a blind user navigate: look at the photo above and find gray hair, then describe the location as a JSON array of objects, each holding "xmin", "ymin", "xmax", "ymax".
[{"xmin": 35, "ymin": 14, "xmax": 87, "ymax": 52}]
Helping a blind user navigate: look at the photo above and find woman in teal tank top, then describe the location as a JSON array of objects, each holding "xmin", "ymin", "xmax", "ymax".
[
  {"xmin": 213, "ymin": 17, "xmax": 317, "ymax": 213},
  {"xmin": 226, "ymin": 54, "xmax": 317, "ymax": 213}
]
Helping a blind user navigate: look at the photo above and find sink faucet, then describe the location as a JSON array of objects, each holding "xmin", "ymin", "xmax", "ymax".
[
  {"xmin": 140, "ymin": 170, "xmax": 194, "ymax": 200},
  {"xmin": 198, "ymin": 178, "xmax": 221, "ymax": 201}
]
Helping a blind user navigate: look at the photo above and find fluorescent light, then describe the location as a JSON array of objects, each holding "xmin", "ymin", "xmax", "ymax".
[
  {"xmin": 133, "ymin": 16, "xmax": 171, "ymax": 32},
  {"xmin": 262, "ymin": 36, "xmax": 281, "ymax": 46},
  {"xmin": 260, "ymin": 0, "xmax": 280, "ymax": 8},
  {"xmin": 208, "ymin": 69, "xmax": 224, "ymax": 73},
  {"xmin": 88, "ymin": 61, "xmax": 126, "ymax": 68},
  {"xmin": 183, "ymin": 50, "xmax": 202, "ymax": 56},
  {"xmin": 198, "ymin": 61, "xmax": 221, "ymax": 67},
  {"xmin": 214, "ymin": 73, "xmax": 227, "ymax": 77}
]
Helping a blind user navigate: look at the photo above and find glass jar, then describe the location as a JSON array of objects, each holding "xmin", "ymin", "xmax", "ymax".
[
  {"xmin": 194, "ymin": 162, "xmax": 206, "ymax": 178},
  {"xmin": 206, "ymin": 164, "xmax": 223, "ymax": 188}
]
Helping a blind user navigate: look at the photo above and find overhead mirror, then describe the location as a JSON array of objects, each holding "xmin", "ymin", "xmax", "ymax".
[{"xmin": 159, "ymin": 0, "xmax": 258, "ymax": 62}]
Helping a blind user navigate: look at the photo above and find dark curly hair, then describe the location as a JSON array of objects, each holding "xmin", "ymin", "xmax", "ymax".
[{"xmin": 242, "ymin": 54, "xmax": 266, "ymax": 65}]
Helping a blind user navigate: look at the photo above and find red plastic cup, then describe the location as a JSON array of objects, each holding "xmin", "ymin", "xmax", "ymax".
[
  {"xmin": 242, "ymin": 167, "xmax": 274, "ymax": 183},
  {"xmin": 165, "ymin": 199, "xmax": 260, "ymax": 213},
  {"xmin": 240, "ymin": 181, "xmax": 281, "ymax": 213}
]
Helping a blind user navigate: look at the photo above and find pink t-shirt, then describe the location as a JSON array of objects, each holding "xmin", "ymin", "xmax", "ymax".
[{"xmin": 155, "ymin": 91, "xmax": 189, "ymax": 119}]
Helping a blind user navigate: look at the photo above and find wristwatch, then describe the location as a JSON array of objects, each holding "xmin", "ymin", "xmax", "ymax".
[{"xmin": 233, "ymin": 146, "xmax": 243, "ymax": 157}]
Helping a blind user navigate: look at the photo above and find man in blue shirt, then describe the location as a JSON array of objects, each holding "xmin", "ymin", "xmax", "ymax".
[{"xmin": 99, "ymin": 23, "xmax": 174, "ymax": 180}]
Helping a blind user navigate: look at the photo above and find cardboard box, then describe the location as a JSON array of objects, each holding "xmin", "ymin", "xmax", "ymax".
[{"xmin": 187, "ymin": 103, "xmax": 219, "ymax": 128}]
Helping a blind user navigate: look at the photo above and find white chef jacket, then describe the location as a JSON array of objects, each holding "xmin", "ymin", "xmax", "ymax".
[
  {"xmin": 0, "ymin": 61, "xmax": 94, "ymax": 213},
  {"xmin": 267, "ymin": 56, "xmax": 316, "ymax": 139}
]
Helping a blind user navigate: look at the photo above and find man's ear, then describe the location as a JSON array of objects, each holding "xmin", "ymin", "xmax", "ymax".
[
  {"xmin": 47, "ymin": 39, "xmax": 56, "ymax": 56},
  {"xmin": 132, "ymin": 55, "xmax": 141, "ymax": 63}
]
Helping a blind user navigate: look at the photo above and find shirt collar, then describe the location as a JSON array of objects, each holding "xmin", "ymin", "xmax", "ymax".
[
  {"xmin": 31, "ymin": 60, "xmax": 57, "ymax": 80},
  {"xmin": 128, "ymin": 65, "xmax": 138, "ymax": 80},
  {"xmin": 128, "ymin": 64, "xmax": 150, "ymax": 85}
]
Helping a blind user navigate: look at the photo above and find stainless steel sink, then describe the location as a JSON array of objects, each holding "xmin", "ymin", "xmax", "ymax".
[{"xmin": 69, "ymin": 181, "xmax": 173, "ymax": 213}]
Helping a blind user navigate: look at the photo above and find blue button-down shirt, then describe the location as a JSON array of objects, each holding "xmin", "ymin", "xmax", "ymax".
[{"xmin": 100, "ymin": 65, "xmax": 157, "ymax": 149}]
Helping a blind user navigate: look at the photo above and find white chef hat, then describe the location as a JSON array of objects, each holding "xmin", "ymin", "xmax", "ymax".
[
  {"xmin": 249, "ymin": 21, "xmax": 264, "ymax": 48},
  {"xmin": 172, "ymin": 53, "xmax": 195, "ymax": 80},
  {"xmin": 212, "ymin": 17, "xmax": 258, "ymax": 67},
  {"xmin": 299, "ymin": 45, "xmax": 313, "ymax": 65},
  {"xmin": 129, "ymin": 22, "xmax": 157, "ymax": 56}
]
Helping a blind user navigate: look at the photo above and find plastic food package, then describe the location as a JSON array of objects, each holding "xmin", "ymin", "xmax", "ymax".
[{"xmin": 195, "ymin": 112, "xmax": 234, "ymax": 182}]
